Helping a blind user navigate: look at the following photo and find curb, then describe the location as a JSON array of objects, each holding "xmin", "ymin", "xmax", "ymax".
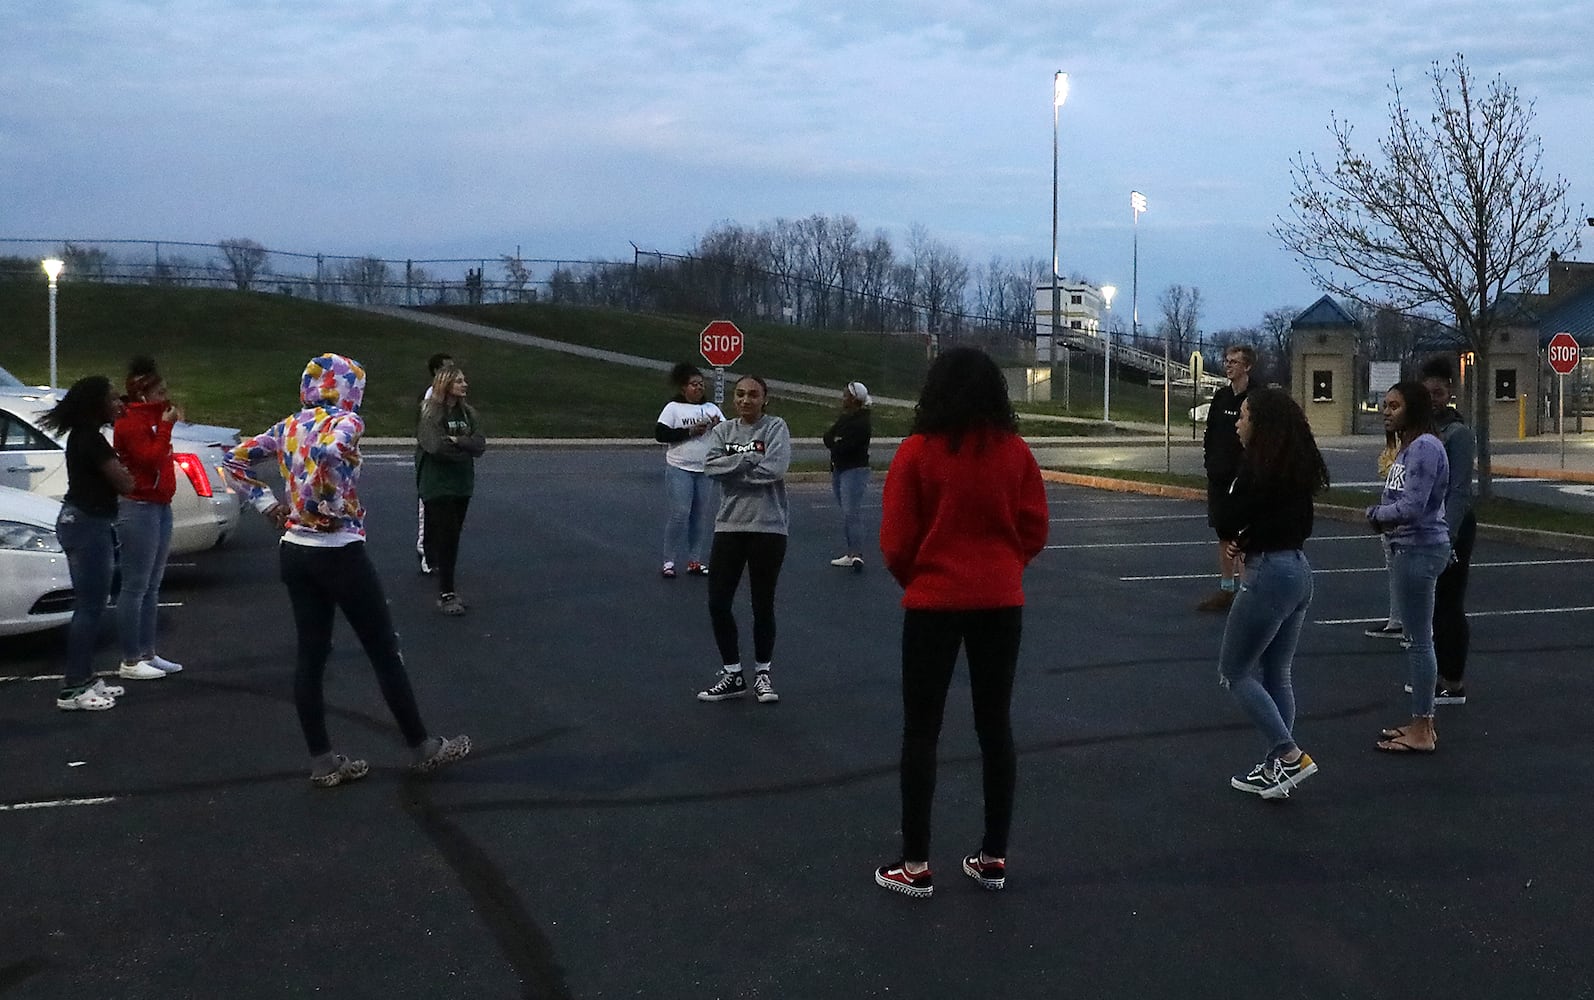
[
  {"xmin": 1492, "ymin": 464, "xmax": 1594, "ymax": 485},
  {"xmin": 1039, "ymin": 470, "xmax": 1594, "ymax": 556}
]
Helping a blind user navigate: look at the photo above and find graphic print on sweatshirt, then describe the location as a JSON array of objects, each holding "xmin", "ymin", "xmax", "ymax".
[
  {"xmin": 725, "ymin": 438, "xmax": 767, "ymax": 455},
  {"xmin": 1385, "ymin": 462, "xmax": 1409, "ymax": 493}
]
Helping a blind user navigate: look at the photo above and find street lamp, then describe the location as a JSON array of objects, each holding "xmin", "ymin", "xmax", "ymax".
[
  {"xmin": 42, "ymin": 258, "xmax": 64, "ymax": 393},
  {"xmin": 1051, "ymin": 71, "xmax": 1070, "ymax": 405},
  {"xmin": 1099, "ymin": 284, "xmax": 1117, "ymax": 422}
]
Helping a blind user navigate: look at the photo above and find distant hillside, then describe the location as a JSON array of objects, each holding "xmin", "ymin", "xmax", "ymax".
[{"xmin": 0, "ymin": 282, "xmax": 1174, "ymax": 436}]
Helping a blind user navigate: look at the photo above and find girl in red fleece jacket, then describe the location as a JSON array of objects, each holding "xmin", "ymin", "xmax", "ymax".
[
  {"xmin": 874, "ymin": 348, "xmax": 1049, "ymax": 900},
  {"xmin": 112, "ymin": 357, "xmax": 185, "ymax": 681}
]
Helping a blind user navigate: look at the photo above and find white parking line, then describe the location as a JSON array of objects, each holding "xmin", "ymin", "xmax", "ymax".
[
  {"xmin": 1053, "ymin": 514, "xmax": 1208, "ymax": 524},
  {"xmin": 0, "ymin": 797, "xmax": 117, "ymax": 812},
  {"xmin": 1318, "ymin": 605, "xmax": 1594, "ymax": 625},
  {"xmin": 1047, "ymin": 536, "xmax": 1368, "ymax": 550},
  {"xmin": 1122, "ymin": 557, "xmax": 1594, "ymax": 582}
]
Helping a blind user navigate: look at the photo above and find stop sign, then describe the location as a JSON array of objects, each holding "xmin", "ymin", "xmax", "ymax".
[
  {"xmin": 700, "ymin": 320, "xmax": 744, "ymax": 368},
  {"xmin": 1548, "ymin": 331, "xmax": 1581, "ymax": 376}
]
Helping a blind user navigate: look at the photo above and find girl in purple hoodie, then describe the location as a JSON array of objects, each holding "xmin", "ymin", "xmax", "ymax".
[{"xmin": 1365, "ymin": 380, "xmax": 1450, "ymax": 753}]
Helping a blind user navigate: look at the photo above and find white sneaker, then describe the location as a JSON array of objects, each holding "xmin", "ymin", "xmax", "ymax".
[
  {"xmin": 148, "ymin": 654, "xmax": 183, "ymax": 673},
  {"xmin": 91, "ymin": 678, "xmax": 126, "ymax": 698},
  {"xmin": 117, "ymin": 660, "xmax": 167, "ymax": 680},
  {"xmin": 829, "ymin": 555, "xmax": 854, "ymax": 567},
  {"xmin": 58, "ymin": 685, "xmax": 116, "ymax": 711}
]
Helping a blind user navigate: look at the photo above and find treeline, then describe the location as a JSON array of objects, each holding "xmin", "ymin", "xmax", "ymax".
[{"xmin": 546, "ymin": 215, "xmax": 1054, "ymax": 344}]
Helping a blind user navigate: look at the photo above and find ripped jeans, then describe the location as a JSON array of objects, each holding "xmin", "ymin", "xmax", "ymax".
[{"xmin": 1217, "ymin": 549, "xmax": 1314, "ymax": 757}]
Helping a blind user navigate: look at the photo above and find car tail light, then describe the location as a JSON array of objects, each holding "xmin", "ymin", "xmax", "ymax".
[{"xmin": 174, "ymin": 453, "xmax": 213, "ymax": 498}]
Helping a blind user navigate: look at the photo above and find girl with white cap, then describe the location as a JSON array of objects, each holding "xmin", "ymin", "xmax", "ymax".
[{"xmin": 822, "ymin": 381, "xmax": 873, "ymax": 571}]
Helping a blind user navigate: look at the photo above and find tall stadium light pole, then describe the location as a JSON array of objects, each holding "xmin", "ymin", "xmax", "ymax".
[
  {"xmin": 42, "ymin": 258, "xmax": 64, "ymax": 393},
  {"xmin": 1100, "ymin": 284, "xmax": 1117, "ymax": 422},
  {"xmin": 1050, "ymin": 71, "xmax": 1069, "ymax": 403}
]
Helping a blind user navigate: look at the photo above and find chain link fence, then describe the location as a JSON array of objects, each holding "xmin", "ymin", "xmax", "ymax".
[{"xmin": 0, "ymin": 237, "xmax": 612, "ymax": 308}]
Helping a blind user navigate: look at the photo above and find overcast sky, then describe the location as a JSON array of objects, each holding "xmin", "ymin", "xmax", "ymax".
[{"xmin": 3, "ymin": 0, "xmax": 1590, "ymax": 331}]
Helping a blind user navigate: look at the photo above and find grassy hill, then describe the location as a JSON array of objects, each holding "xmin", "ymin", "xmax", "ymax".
[{"xmin": 0, "ymin": 281, "xmax": 1176, "ymax": 436}]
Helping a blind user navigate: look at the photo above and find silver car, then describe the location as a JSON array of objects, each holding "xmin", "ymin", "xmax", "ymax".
[
  {"xmin": 0, "ymin": 367, "xmax": 241, "ymax": 555},
  {"xmin": 0, "ymin": 485, "xmax": 73, "ymax": 636}
]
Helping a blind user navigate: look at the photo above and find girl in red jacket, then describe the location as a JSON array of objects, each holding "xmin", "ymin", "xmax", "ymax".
[
  {"xmin": 112, "ymin": 357, "xmax": 184, "ymax": 680},
  {"xmin": 874, "ymin": 348, "xmax": 1050, "ymax": 900}
]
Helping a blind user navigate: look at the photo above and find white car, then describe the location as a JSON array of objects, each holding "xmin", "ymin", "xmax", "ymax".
[
  {"xmin": 0, "ymin": 370, "xmax": 241, "ymax": 555},
  {"xmin": 0, "ymin": 485, "xmax": 73, "ymax": 636}
]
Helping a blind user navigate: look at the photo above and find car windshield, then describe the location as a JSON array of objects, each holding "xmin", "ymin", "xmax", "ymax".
[{"xmin": 0, "ymin": 365, "xmax": 25, "ymax": 387}]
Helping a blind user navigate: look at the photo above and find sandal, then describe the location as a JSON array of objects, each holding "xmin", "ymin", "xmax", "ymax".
[
  {"xmin": 1379, "ymin": 726, "xmax": 1438, "ymax": 745},
  {"xmin": 1375, "ymin": 734, "xmax": 1436, "ymax": 754}
]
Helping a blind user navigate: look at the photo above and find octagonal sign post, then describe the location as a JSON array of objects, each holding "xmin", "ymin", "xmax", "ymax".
[
  {"xmin": 700, "ymin": 320, "xmax": 745, "ymax": 405},
  {"xmin": 1548, "ymin": 331, "xmax": 1581, "ymax": 469}
]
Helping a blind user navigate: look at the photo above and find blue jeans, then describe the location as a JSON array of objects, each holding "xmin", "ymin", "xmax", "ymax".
[
  {"xmin": 831, "ymin": 466, "xmax": 870, "ymax": 553},
  {"xmin": 57, "ymin": 504, "xmax": 117, "ymax": 688},
  {"xmin": 1217, "ymin": 549, "xmax": 1314, "ymax": 757},
  {"xmin": 116, "ymin": 500, "xmax": 173, "ymax": 662},
  {"xmin": 1390, "ymin": 541, "xmax": 1451, "ymax": 717},
  {"xmin": 662, "ymin": 465, "xmax": 714, "ymax": 565}
]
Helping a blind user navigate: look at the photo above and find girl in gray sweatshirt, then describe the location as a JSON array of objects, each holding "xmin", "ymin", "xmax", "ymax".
[{"xmin": 696, "ymin": 376, "xmax": 792, "ymax": 705}]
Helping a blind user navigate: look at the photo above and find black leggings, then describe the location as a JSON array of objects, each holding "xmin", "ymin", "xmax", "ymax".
[
  {"xmin": 707, "ymin": 532, "xmax": 787, "ymax": 666},
  {"xmin": 1433, "ymin": 512, "xmax": 1476, "ymax": 683},
  {"xmin": 899, "ymin": 607, "xmax": 1023, "ymax": 862},
  {"xmin": 423, "ymin": 495, "xmax": 472, "ymax": 595},
  {"xmin": 280, "ymin": 542, "xmax": 429, "ymax": 756}
]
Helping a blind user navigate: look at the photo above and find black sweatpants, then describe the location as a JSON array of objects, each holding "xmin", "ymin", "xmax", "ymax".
[
  {"xmin": 423, "ymin": 494, "xmax": 472, "ymax": 595},
  {"xmin": 1433, "ymin": 512, "xmax": 1476, "ymax": 683},
  {"xmin": 707, "ymin": 531, "xmax": 787, "ymax": 666},
  {"xmin": 899, "ymin": 606, "xmax": 1023, "ymax": 862},
  {"xmin": 280, "ymin": 541, "xmax": 429, "ymax": 756}
]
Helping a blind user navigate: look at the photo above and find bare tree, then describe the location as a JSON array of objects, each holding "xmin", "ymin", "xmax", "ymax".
[
  {"xmin": 1260, "ymin": 306, "xmax": 1298, "ymax": 385},
  {"xmin": 501, "ymin": 254, "xmax": 532, "ymax": 302},
  {"xmin": 337, "ymin": 256, "xmax": 392, "ymax": 305},
  {"xmin": 1277, "ymin": 54, "xmax": 1581, "ymax": 495},
  {"xmin": 1157, "ymin": 284, "xmax": 1203, "ymax": 359},
  {"xmin": 218, "ymin": 238, "xmax": 269, "ymax": 291}
]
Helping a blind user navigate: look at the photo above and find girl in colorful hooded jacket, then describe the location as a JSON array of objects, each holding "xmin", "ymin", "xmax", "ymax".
[
  {"xmin": 225, "ymin": 354, "xmax": 470, "ymax": 787},
  {"xmin": 112, "ymin": 356, "xmax": 185, "ymax": 682}
]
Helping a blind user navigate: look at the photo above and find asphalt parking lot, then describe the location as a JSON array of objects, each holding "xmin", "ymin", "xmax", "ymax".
[{"xmin": 3, "ymin": 448, "xmax": 1593, "ymax": 999}]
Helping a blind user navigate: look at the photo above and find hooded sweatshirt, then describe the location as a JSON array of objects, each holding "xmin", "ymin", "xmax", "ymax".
[
  {"xmin": 113, "ymin": 400, "xmax": 177, "ymax": 504},
  {"xmin": 1434, "ymin": 406, "xmax": 1476, "ymax": 542},
  {"xmin": 703, "ymin": 413, "xmax": 791, "ymax": 534},
  {"xmin": 1367, "ymin": 433, "xmax": 1450, "ymax": 547},
  {"xmin": 224, "ymin": 354, "xmax": 369, "ymax": 547}
]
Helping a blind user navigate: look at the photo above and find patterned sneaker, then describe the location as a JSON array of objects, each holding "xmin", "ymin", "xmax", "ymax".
[
  {"xmin": 697, "ymin": 670, "xmax": 747, "ymax": 702},
  {"xmin": 412, "ymin": 735, "xmax": 472, "ymax": 774},
  {"xmin": 310, "ymin": 754, "xmax": 370, "ymax": 788},
  {"xmin": 686, "ymin": 561, "xmax": 708, "ymax": 576},
  {"xmin": 752, "ymin": 671, "xmax": 779, "ymax": 704},
  {"xmin": 875, "ymin": 862, "xmax": 934, "ymax": 899},
  {"xmin": 961, "ymin": 854, "xmax": 1006, "ymax": 891}
]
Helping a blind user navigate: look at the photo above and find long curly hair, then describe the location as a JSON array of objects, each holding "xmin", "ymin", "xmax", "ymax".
[
  {"xmin": 1239, "ymin": 388, "xmax": 1330, "ymax": 495},
  {"xmin": 38, "ymin": 376, "xmax": 116, "ymax": 434},
  {"xmin": 910, "ymin": 347, "xmax": 1017, "ymax": 453}
]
